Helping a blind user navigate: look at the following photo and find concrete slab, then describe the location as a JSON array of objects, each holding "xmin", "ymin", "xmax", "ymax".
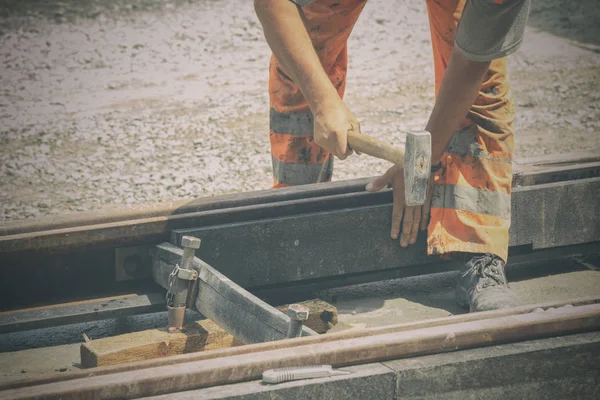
[
  {"xmin": 143, "ymin": 332, "xmax": 600, "ymax": 399},
  {"xmin": 0, "ymin": 343, "xmax": 80, "ymax": 384},
  {"xmin": 321, "ymin": 260, "xmax": 600, "ymax": 330},
  {"xmin": 384, "ymin": 331, "xmax": 600, "ymax": 400},
  {"xmin": 141, "ymin": 363, "xmax": 396, "ymax": 400}
]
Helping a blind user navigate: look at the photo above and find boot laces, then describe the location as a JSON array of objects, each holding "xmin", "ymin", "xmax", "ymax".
[{"xmin": 462, "ymin": 253, "xmax": 507, "ymax": 292}]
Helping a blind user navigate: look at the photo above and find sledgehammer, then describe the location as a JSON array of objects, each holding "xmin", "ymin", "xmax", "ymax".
[{"xmin": 347, "ymin": 130, "xmax": 432, "ymax": 206}]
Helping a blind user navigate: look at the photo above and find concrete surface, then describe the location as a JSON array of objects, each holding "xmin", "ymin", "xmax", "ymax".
[
  {"xmin": 385, "ymin": 331, "xmax": 600, "ymax": 399},
  {"xmin": 324, "ymin": 260, "xmax": 600, "ymax": 330},
  {"xmin": 149, "ymin": 363, "xmax": 396, "ymax": 400},
  {"xmin": 139, "ymin": 332, "xmax": 600, "ymax": 399},
  {"xmin": 0, "ymin": 343, "xmax": 80, "ymax": 383}
]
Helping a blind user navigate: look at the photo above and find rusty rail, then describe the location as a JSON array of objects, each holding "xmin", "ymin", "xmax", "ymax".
[
  {"xmin": 2, "ymin": 295, "xmax": 598, "ymax": 391},
  {"xmin": 2, "ymin": 299, "xmax": 599, "ymax": 399},
  {"xmin": 1, "ymin": 151, "xmax": 599, "ymax": 254}
]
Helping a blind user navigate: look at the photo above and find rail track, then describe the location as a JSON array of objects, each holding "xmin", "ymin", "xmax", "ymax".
[{"xmin": 0, "ymin": 151, "xmax": 599, "ymax": 399}]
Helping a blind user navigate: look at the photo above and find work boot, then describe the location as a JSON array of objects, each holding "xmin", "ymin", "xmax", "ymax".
[{"xmin": 455, "ymin": 253, "xmax": 520, "ymax": 312}]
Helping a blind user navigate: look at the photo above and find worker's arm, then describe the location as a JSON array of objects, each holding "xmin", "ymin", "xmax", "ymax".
[
  {"xmin": 426, "ymin": 50, "xmax": 490, "ymax": 166},
  {"xmin": 254, "ymin": 0, "xmax": 357, "ymax": 159},
  {"xmin": 366, "ymin": 50, "xmax": 490, "ymax": 246},
  {"xmin": 367, "ymin": 0, "xmax": 531, "ymax": 247}
]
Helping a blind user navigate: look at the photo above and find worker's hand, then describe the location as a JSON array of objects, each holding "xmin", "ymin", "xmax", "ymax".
[
  {"xmin": 313, "ymin": 100, "xmax": 360, "ymax": 160},
  {"xmin": 365, "ymin": 165, "xmax": 433, "ymax": 247}
]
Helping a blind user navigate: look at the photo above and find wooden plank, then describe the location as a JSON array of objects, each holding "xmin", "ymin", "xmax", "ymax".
[
  {"xmin": 79, "ymin": 299, "xmax": 337, "ymax": 368},
  {"xmin": 80, "ymin": 319, "xmax": 243, "ymax": 368},
  {"xmin": 5, "ymin": 303, "xmax": 599, "ymax": 400},
  {"xmin": 2, "ymin": 296, "xmax": 596, "ymax": 391}
]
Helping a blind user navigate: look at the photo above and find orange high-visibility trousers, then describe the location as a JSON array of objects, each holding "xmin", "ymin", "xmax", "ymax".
[
  {"xmin": 268, "ymin": 0, "xmax": 366, "ymax": 188},
  {"xmin": 267, "ymin": 0, "xmax": 514, "ymax": 261},
  {"xmin": 425, "ymin": 0, "xmax": 514, "ymax": 261}
]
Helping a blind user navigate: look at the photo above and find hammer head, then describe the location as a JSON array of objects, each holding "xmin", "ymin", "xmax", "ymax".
[{"xmin": 403, "ymin": 131, "xmax": 432, "ymax": 206}]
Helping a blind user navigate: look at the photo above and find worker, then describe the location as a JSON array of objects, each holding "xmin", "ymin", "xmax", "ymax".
[{"xmin": 254, "ymin": 0, "xmax": 531, "ymax": 313}]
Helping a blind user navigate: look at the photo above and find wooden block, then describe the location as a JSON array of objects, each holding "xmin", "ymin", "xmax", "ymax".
[
  {"xmin": 80, "ymin": 319, "xmax": 242, "ymax": 368},
  {"xmin": 80, "ymin": 299, "xmax": 337, "ymax": 368},
  {"xmin": 276, "ymin": 299, "xmax": 338, "ymax": 334}
]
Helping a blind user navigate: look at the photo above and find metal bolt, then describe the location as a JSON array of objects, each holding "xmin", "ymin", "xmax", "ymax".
[
  {"xmin": 181, "ymin": 236, "xmax": 201, "ymax": 249},
  {"xmin": 167, "ymin": 236, "xmax": 201, "ymax": 333},
  {"xmin": 180, "ymin": 236, "xmax": 201, "ymax": 270},
  {"xmin": 286, "ymin": 304, "xmax": 309, "ymax": 338}
]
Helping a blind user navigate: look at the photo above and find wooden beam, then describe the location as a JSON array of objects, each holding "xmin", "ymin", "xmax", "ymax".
[
  {"xmin": 80, "ymin": 299, "xmax": 337, "ymax": 368},
  {"xmin": 80, "ymin": 319, "xmax": 243, "ymax": 368}
]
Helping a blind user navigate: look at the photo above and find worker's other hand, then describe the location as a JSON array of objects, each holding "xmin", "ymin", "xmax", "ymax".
[
  {"xmin": 365, "ymin": 165, "xmax": 433, "ymax": 247},
  {"xmin": 313, "ymin": 100, "xmax": 360, "ymax": 160}
]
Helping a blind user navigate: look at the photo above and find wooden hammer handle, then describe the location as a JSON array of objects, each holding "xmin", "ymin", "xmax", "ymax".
[{"xmin": 347, "ymin": 130, "xmax": 405, "ymax": 165}]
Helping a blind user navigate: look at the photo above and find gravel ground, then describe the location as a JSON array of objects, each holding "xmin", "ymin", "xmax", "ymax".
[{"xmin": 1, "ymin": 0, "xmax": 599, "ymax": 223}]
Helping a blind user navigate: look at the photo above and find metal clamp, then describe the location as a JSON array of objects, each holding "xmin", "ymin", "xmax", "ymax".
[
  {"xmin": 166, "ymin": 265, "xmax": 198, "ymax": 303},
  {"xmin": 166, "ymin": 235, "xmax": 202, "ymax": 332},
  {"xmin": 176, "ymin": 266, "xmax": 198, "ymax": 281}
]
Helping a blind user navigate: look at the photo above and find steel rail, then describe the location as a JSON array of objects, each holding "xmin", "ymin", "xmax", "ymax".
[
  {"xmin": 167, "ymin": 178, "xmax": 600, "ymax": 290},
  {"xmin": 252, "ymin": 241, "xmax": 600, "ymax": 304},
  {"xmin": 3, "ymin": 302, "xmax": 599, "ymax": 400},
  {"xmin": 3, "ymin": 151, "xmax": 597, "ymax": 237},
  {"xmin": 0, "ymin": 240, "xmax": 595, "ymax": 338},
  {"xmin": 0, "ymin": 293, "xmax": 166, "ymax": 334},
  {"xmin": 0, "ymin": 241, "xmax": 595, "ymax": 335},
  {"xmin": 2, "ymin": 295, "xmax": 598, "ymax": 392},
  {"xmin": 0, "ymin": 179, "xmax": 372, "ymax": 237},
  {"xmin": 0, "ymin": 152, "xmax": 598, "ymax": 253},
  {"xmin": 1, "ymin": 174, "xmax": 599, "ymax": 310}
]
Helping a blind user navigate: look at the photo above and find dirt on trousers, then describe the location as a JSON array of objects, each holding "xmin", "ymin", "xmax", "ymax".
[{"xmin": 0, "ymin": 0, "xmax": 599, "ymax": 222}]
